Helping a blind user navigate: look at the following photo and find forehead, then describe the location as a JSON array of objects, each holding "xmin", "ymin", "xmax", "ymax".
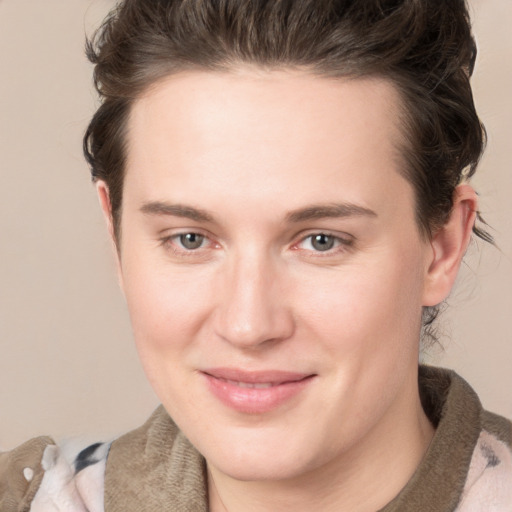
[
  {"xmin": 129, "ymin": 69, "xmax": 404, "ymax": 155},
  {"xmin": 124, "ymin": 69, "xmax": 411, "ymax": 222}
]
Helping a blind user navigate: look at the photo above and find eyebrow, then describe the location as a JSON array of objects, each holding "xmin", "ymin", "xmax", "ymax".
[
  {"xmin": 140, "ymin": 201, "xmax": 377, "ymax": 224},
  {"xmin": 140, "ymin": 202, "xmax": 214, "ymax": 222},
  {"xmin": 285, "ymin": 203, "xmax": 377, "ymax": 223}
]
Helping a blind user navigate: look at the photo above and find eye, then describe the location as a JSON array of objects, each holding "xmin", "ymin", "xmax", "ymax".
[
  {"xmin": 310, "ymin": 233, "xmax": 336, "ymax": 252},
  {"xmin": 177, "ymin": 233, "xmax": 206, "ymax": 250},
  {"xmin": 296, "ymin": 232, "xmax": 353, "ymax": 253},
  {"xmin": 159, "ymin": 231, "xmax": 218, "ymax": 261}
]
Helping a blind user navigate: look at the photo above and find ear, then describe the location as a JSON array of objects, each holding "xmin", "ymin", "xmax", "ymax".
[
  {"xmin": 96, "ymin": 181, "xmax": 116, "ymax": 241},
  {"xmin": 96, "ymin": 181, "xmax": 124, "ymax": 291},
  {"xmin": 422, "ymin": 184, "xmax": 478, "ymax": 306}
]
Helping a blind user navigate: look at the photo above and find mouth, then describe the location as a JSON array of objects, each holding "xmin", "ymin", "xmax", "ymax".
[
  {"xmin": 200, "ymin": 368, "xmax": 316, "ymax": 414},
  {"xmin": 217, "ymin": 380, "xmax": 277, "ymax": 389}
]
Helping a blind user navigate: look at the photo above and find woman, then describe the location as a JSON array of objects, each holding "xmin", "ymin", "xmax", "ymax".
[{"xmin": 1, "ymin": 0, "xmax": 511, "ymax": 510}]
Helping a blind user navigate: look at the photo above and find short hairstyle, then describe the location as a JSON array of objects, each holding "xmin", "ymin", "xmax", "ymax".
[{"xmin": 83, "ymin": 0, "xmax": 491, "ymax": 340}]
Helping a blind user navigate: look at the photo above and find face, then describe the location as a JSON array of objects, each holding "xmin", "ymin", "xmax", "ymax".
[{"xmin": 113, "ymin": 70, "xmax": 436, "ymax": 481}]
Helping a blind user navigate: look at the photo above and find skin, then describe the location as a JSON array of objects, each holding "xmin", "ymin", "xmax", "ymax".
[{"xmin": 98, "ymin": 69, "xmax": 477, "ymax": 512}]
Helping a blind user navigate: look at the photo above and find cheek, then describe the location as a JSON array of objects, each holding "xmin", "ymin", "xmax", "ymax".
[
  {"xmin": 121, "ymin": 257, "xmax": 214, "ymax": 355},
  {"xmin": 293, "ymin": 247, "xmax": 425, "ymax": 357},
  {"xmin": 120, "ymin": 263, "xmax": 216, "ymax": 408},
  {"xmin": 290, "ymin": 248, "xmax": 426, "ymax": 429}
]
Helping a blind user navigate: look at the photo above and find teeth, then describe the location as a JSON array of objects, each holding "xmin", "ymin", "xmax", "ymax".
[{"xmin": 226, "ymin": 379, "xmax": 274, "ymax": 389}]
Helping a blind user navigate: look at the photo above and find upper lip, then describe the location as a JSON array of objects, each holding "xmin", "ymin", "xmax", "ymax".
[{"xmin": 201, "ymin": 368, "xmax": 315, "ymax": 384}]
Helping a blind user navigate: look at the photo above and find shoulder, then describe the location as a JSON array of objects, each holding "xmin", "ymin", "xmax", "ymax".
[
  {"xmin": 0, "ymin": 436, "xmax": 54, "ymax": 511},
  {"xmin": 382, "ymin": 366, "xmax": 512, "ymax": 511},
  {"xmin": 105, "ymin": 405, "xmax": 208, "ymax": 511},
  {"xmin": 0, "ymin": 407, "xmax": 200, "ymax": 512},
  {"xmin": 1, "ymin": 437, "xmax": 109, "ymax": 512},
  {"xmin": 420, "ymin": 366, "xmax": 512, "ymax": 511},
  {"xmin": 457, "ymin": 411, "xmax": 512, "ymax": 511}
]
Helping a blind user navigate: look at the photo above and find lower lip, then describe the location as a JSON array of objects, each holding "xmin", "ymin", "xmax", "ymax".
[{"xmin": 202, "ymin": 373, "xmax": 315, "ymax": 414}]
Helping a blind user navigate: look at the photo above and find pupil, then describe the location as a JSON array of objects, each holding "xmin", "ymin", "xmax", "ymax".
[
  {"xmin": 312, "ymin": 234, "xmax": 334, "ymax": 251},
  {"xmin": 180, "ymin": 233, "xmax": 204, "ymax": 250}
]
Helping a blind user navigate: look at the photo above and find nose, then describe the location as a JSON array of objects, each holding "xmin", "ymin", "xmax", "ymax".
[{"xmin": 213, "ymin": 253, "xmax": 295, "ymax": 349}]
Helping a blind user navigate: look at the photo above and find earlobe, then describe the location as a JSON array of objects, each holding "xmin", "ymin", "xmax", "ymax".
[{"xmin": 422, "ymin": 184, "xmax": 478, "ymax": 306}]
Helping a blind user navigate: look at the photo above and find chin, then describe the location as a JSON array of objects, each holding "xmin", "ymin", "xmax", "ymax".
[
  {"xmin": 212, "ymin": 454, "xmax": 312, "ymax": 482},
  {"xmin": 201, "ymin": 427, "xmax": 321, "ymax": 482}
]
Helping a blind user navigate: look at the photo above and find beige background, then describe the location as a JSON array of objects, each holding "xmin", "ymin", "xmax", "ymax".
[{"xmin": 0, "ymin": 0, "xmax": 510, "ymax": 450}]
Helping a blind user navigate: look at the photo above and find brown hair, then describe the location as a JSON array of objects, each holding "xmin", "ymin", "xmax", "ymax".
[{"xmin": 83, "ymin": 0, "xmax": 491, "ymax": 338}]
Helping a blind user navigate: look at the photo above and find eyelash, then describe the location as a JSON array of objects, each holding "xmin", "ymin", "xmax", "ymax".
[{"xmin": 159, "ymin": 231, "xmax": 354, "ymax": 257}]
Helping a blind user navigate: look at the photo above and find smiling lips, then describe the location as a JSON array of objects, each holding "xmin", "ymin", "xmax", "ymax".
[{"xmin": 201, "ymin": 368, "xmax": 316, "ymax": 414}]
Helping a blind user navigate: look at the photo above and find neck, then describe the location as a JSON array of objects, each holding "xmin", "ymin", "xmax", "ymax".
[{"xmin": 208, "ymin": 374, "xmax": 434, "ymax": 512}]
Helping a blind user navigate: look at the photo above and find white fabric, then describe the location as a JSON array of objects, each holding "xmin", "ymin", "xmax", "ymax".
[{"xmin": 29, "ymin": 443, "xmax": 108, "ymax": 512}]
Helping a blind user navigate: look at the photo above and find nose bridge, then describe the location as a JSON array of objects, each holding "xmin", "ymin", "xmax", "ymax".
[{"xmin": 214, "ymin": 246, "xmax": 293, "ymax": 348}]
